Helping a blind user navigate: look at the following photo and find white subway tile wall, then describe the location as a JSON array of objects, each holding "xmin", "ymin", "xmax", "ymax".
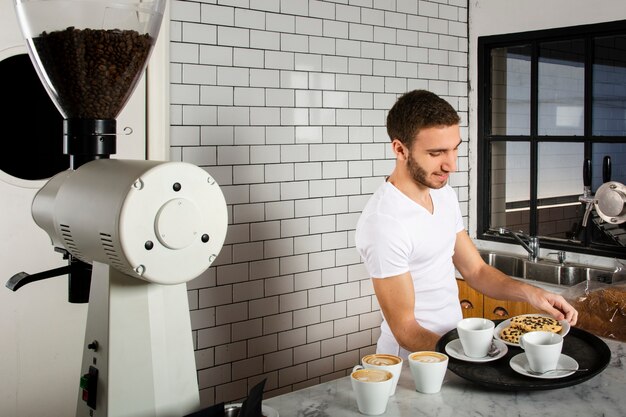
[{"xmin": 171, "ymin": 0, "xmax": 469, "ymax": 406}]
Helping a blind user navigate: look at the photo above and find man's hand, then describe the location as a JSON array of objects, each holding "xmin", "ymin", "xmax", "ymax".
[{"xmin": 527, "ymin": 288, "xmax": 578, "ymax": 325}]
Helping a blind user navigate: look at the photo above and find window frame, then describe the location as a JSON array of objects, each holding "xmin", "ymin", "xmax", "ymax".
[{"xmin": 477, "ymin": 19, "xmax": 626, "ymax": 259}]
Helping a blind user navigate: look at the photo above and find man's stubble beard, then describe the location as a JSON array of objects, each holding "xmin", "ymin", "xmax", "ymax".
[{"xmin": 406, "ymin": 152, "xmax": 447, "ymax": 189}]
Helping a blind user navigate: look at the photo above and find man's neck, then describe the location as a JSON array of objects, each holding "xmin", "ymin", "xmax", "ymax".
[{"xmin": 387, "ymin": 170, "xmax": 433, "ymax": 213}]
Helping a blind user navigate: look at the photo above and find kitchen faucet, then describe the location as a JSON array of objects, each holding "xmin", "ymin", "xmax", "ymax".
[{"xmin": 497, "ymin": 227, "xmax": 540, "ymax": 262}]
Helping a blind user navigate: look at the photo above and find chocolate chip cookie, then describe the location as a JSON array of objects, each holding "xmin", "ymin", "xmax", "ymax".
[
  {"xmin": 499, "ymin": 326, "xmax": 525, "ymax": 344},
  {"xmin": 511, "ymin": 315, "xmax": 563, "ymax": 333}
]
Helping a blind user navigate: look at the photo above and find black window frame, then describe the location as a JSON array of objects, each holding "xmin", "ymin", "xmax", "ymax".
[{"xmin": 477, "ymin": 20, "xmax": 626, "ymax": 260}]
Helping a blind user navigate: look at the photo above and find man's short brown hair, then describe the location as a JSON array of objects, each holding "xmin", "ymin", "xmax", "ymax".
[{"xmin": 386, "ymin": 90, "xmax": 460, "ymax": 147}]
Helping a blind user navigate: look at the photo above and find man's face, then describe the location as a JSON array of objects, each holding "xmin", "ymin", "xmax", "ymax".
[{"xmin": 405, "ymin": 124, "xmax": 461, "ymax": 189}]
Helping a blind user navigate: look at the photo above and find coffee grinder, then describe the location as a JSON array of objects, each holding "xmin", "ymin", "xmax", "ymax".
[{"xmin": 6, "ymin": 0, "xmax": 228, "ymax": 415}]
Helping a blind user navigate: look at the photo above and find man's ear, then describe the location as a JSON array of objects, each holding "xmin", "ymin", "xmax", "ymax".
[{"xmin": 391, "ymin": 139, "xmax": 409, "ymax": 161}]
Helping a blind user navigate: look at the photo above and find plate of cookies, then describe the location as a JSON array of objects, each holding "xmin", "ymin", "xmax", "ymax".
[{"xmin": 494, "ymin": 314, "xmax": 569, "ymax": 347}]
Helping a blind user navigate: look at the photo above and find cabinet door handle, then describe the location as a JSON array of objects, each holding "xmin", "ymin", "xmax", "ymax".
[
  {"xmin": 460, "ymin": 299, "xmax": 474, "ymax": 310},
  {"xmin": 492, "ymin": 306, "xmax": 509, "ymax": 317}
]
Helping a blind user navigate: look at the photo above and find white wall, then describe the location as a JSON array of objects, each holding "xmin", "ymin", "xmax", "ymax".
[{"xmin": 169, "ymin": 0, "xmax": 469, "ymax": 406}]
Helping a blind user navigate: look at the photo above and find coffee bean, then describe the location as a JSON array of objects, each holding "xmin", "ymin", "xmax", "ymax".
[{"xmin": 32, "ymin": 27, "xmax": 153, "ymax": 119}]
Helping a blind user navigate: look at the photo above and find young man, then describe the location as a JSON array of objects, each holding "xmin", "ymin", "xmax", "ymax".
[{"xmin": 355, "ymin": 90, "xmax": 577, "ymax": 359}]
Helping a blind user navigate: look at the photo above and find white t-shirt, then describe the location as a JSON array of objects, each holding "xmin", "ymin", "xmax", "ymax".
[{"xmin": 355, "ymin": 181, "xmax": 465, "ymax": 358}]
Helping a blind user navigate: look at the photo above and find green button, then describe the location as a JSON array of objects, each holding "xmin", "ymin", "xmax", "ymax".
[{"xmin": 80, "ymin": 375, "xmax": 89, "ymax": 390}]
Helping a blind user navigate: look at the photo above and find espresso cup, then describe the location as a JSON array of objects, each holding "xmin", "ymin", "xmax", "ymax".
[
  {"xmin": 408, "ymin": 351, "xmax": 449, "ymax": 394},
  {"xmin": 519, "ymin": 331, "xmax": 563, "ymax": 373},
  {"xmin": 457, "ymin": 318, "xmax": 495, "ymax": 358},
  {"xmin": 350, "ymin": 368, "xmax": 394, "ymax": 415},
  {"xmin": 355, "ymin": 353, "xmax": 403, "ymax": 396}
]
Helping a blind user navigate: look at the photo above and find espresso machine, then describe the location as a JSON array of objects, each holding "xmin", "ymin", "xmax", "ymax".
[
  {"xmin": 5, "ymin": 0, "xmax": 228, "ymax": 415},
  {"xmin": 579, "ymin": 157, "xmax": 626, "ymax": 245}
]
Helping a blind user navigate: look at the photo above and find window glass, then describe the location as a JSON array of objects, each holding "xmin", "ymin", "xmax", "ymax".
[
  {"xmin": 536, "ymin": 142, "xmax": 584, "ymax": 239},
  {"xmin": 491, "ymin": 45, "xmax": 531, "ymax": 135},
  {"xmin": 489, "ymin": 141, "xmax": 530, "ymax": 233},
  {"xmin": 537, "ymin": 142, "xmax": 584, "ymax": 200},
  {"xmin": 538, "ymin": 40, "xmax": 585, "ymax": 136},
  {"xmin": 593, "ymin": 35, "xmax": 626, "ymax": 136}
]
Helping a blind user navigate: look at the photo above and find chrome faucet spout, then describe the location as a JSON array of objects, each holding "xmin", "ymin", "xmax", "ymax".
[
  {"xmin": 547, "ymin": 251, "xmax": 567, "ymax": 264},
  {"xmin": 579, "ymin": 193, "xmax": 596, "ymax": 227},
  {"xmin": 497, "ymin": 227, "xmax": 540, "ymax": 262}
]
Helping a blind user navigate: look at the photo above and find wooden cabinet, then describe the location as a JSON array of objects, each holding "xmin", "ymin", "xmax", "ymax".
[
  {"xmin": 483, "ymin": 295, "xmax": 540, "ymax": 320},
  {"xmin": 457, "ymin": 278, "xmax": 483, "ymax": 318},
  {"xmin": 456, "ymin": 279, "xmax": 539, "ymax": 319}
]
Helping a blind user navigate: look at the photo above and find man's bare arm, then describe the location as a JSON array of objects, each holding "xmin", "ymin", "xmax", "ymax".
[
  {"xmin": 452, "ymin": 231, "xmax": 578, "ymax": 325},
  {"xmin": 371, "ymin": 273, "xmax": 441, "ymax": 352}
]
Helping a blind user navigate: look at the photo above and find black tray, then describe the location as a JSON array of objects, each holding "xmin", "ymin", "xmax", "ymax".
[{"xmin": 435, "ymin": 323, "xmax": 611, "ymax": 391}]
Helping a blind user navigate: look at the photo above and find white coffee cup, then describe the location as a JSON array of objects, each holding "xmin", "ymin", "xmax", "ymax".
[
  {"xmin": 457, "ymin": 318, "xmax": 495, "ymax": 358},
  {"xmin": 408, "ymin": 351, "xmax": 449, "ymax": 394},
  {"xmin": 519, "ymin": 331, "xmax": 563, "ymax": 373},
  {"xmin": 354, "ymin": 353, "xmax": 403, "ymax": 396},
  {"xmin": 350, "ymin": 368, "xmax": 394, "ymax": 415}
]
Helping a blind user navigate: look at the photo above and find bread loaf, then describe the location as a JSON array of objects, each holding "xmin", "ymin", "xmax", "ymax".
[{"xmin": 571, "ymin": 286, "xmax": 626, "ymax": 342}]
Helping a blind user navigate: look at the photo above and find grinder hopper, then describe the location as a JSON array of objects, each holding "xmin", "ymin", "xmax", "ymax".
[{"xmin": 15, "ymin": 0, "xmax": 166, "ymax": 167}]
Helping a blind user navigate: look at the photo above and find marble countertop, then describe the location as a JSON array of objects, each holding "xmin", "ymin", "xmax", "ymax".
[{"xmin": 264, "ymin": 338, "xmax": 625, "ymax": 417}]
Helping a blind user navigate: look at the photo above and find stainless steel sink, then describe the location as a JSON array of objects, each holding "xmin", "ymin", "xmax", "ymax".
[
  {"xmin": 478, "ymin": 250, "xmax": 614, "ymax": 286},
  {"xmin": 479, "ymin": 252, "xmax": 525, "ymax": 277}
]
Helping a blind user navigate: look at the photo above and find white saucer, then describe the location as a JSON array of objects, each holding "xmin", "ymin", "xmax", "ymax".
[
  {"xmin": 509, "ymin": 353, "xmax": 579, "ymax": 379},
  {"xmin": 494, "ymin": 314, "xmax": 570, "ymax": 347},
  {"xmin": 225, "ymin": 403, "xmax": 279, "ymax": 417},
  {"xmin": 445, "ymin": 338, "xmax": 508, "ymax": 362}
]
